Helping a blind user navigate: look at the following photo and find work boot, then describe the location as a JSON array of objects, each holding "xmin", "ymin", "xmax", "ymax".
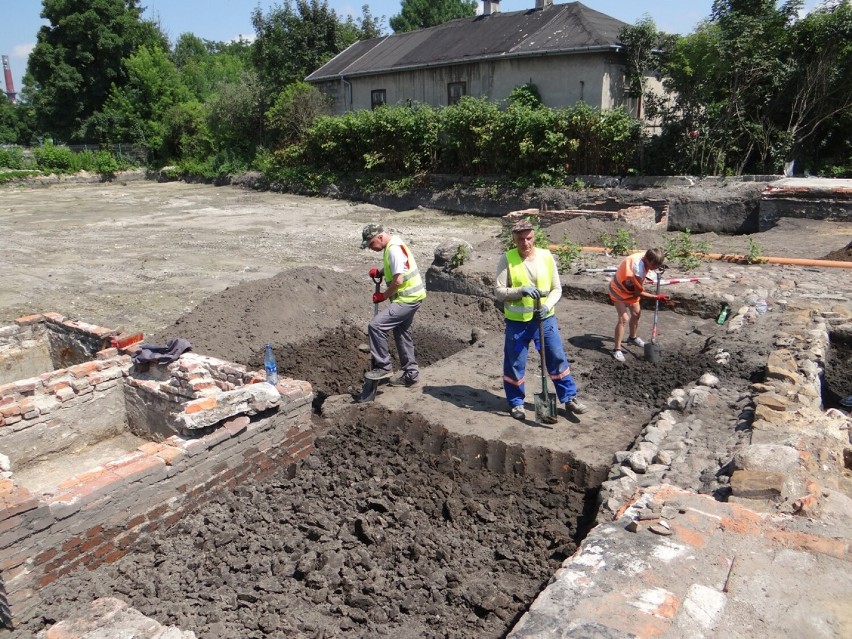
[
  {"xmin": 388, "ymin": 373, "xmax": 418, "ymax": 387},
  {"xmin": 626, "ymin": 336, "xmax": 645, "ymax": 347},
  {"xmin": 565, "ymin": 396, "xmax": 588, "ymax": 414},
  {"xmin": 365, "ymin": 368, "xmax": 393, "ymax": 381}
]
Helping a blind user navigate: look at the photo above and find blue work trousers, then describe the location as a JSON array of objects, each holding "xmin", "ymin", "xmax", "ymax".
[{"xmin": 503, "ymin": 315, "xmax": 577, "ymax": 408}]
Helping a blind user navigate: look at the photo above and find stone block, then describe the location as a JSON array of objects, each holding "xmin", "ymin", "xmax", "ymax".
[{"xmin": 730, "ymin": 470, "xmax": 784, "ymax": 499}]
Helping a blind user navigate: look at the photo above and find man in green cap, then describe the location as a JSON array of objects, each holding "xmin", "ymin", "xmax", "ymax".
[{"xmin": 361, "ymin": 224, "xmax": 426, "ymax": 386}]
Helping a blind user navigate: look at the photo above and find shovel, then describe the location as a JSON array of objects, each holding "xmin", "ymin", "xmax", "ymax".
[
  {"xmin": 357, "ymin": 274, "xmax": 384, "ymax": 402},
  {"xmin": 534, "ymin": 298, "xmax": 558, "ymax": 424},
  {"xmin": 644, "ymin": 275, "xmax": 663, "ymax": 363}
]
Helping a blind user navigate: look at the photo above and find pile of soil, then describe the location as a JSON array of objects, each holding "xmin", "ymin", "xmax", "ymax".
[
  {"xmin": 821, "ymin": 240, "xmax": 852, "ymax": 262},
  {"xmin": 151, "ymin": 267, "xmax": 506, "ymax": 403}
]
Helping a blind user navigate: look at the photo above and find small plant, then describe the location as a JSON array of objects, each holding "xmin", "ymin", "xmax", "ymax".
[
  {"xmin": 553, "ymin": 235, "xmax": 582, "ymax": 272},
  {"xmin": 599, "ymin": 229, "xmax": 637, "ymax": 256},
  {"xmin": 568, "ymin": 178, "xmax": 587, "ymax": 191},
  {"xmin": 743, "ymin": 237, "xmax": 766, "ymax": 264},
  {"xmin": 665, "ymin": 228, "xmax": 712, "ymax": 271},
  {"xmin": 450, "ymin": 243, "xmax": 470, "ymax": 269},
  {"xmin": 94, "ymin": 150, "xmax": 121, "ymax": 179}
]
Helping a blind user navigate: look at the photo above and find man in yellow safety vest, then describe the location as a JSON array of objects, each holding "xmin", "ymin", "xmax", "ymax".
[
  {"xmin": 494, "ymin": 219, "xmax": 587, "ymax": 421},
  {"xmin": 361, "ymin": 224, "xmax": 427, "ymax": 387}
]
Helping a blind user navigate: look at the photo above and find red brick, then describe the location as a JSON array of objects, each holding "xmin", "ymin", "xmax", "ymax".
[
  {"xmin": 103, "ymin": 548, "xmax": 127, "ymax": 563},
  {"xmin": 34, "ymin": 546, "xmax": 59, "ymax": 565},
  {"xmin": 93, "ymin": 542, "xmax": 116, "ymax": 558},
  {"xmin": 36, "ymin": 572, "xmax": 58, "ymax": 588},
  {"xmin": 0, "ymin": 486, "xmax": 38, "ymax": 522},
  {"xmin": 15, "ymin": 313, "xmax": 44, "ymax": 326},
  {"xmin": 67, "ymin": 361, "xmax": 102, "ymax": 377},
  {"xmin": 62, "ymin": 535, "xmax": 84, "ymax": 552},
  {"xmin": 147, "ymin": 504, "xmax": 169, "ymax": 520},
  {"xmin": 185, "ymin": 396, "xmax": 217, "ymax": 414},
  {"xmin": 109, "ymin": 455, "xmax": 164, "ymax": 481}
]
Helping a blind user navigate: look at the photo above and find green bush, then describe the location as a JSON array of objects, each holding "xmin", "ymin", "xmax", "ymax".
[
  {"xmin": 665, "ymin": 229, "xmax": 711, "ymax": 271},
  {"xmin": 0, "ymin": 146, "xmax": 25, "ymax": 169},
  {"xmin": 94, "ymin": 150, "xmax": 122, "ymax": 176},
  {"xmin": 33, "ymin": 141, "xmax": 75, "ymax": 172},
  {"xmin": 553, "ymin": 236, "xmax": 582, "ymax": 272},
  {"xmin": 599, "ymin": 229, "xmax": 637, "ymax": 256}
]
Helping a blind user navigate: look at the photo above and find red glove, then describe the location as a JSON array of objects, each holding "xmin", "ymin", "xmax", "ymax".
[
  {"xmin": 655, "ymin": 294, "xmax": 671, "ymax": 302},
  {"xmin": 372, "ymin": 291, "xmax": 386, "ymax": 303},
  {"xmin": 369, "ymin": 267, "xmax": 381, "ymax": 278}
]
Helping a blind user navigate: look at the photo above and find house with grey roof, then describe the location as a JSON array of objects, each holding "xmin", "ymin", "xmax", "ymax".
[{"xmin": 305, "ymin": 0, "xmax": 657, "ymax": 120}]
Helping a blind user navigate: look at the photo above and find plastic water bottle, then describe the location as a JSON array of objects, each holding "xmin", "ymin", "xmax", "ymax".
[
  {"xmin": 716, "ymin": 304, "xmax": 730, "ymax": 325},
  {"xmin": 264, "ymin": 344, "xmax": 278, "ymax": 385}
]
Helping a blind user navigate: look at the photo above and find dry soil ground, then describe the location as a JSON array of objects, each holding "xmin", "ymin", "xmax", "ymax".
[{"xmin": 1, "ymin": 179, "xmax": 850, "ymax": 638}]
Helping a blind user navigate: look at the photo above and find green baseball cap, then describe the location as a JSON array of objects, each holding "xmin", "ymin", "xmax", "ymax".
[{"xmin": 361, "ymin": 224, "xmax": 383, "ymax": 248}]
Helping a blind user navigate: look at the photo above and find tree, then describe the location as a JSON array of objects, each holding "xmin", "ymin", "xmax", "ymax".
[
  {"xmin": 618, "ymin": 17, "xmax": 676, "ymax": 100},
  {"xmin": 171, "ymin": 33, "xmax": 251, "ymax": 101},
  {"xmin": 781, "ymin": 2, "xmax": 852, "ymax": 174},
  {"xmin": 251, "ymin": 0, "xmax": 378, "ymax": 101},
  {"xmin": 265, "ymin": 81, "xmax": 332, "ymax": 147},
  {"xmin": 95, "ymin": 46, "xmax": 191, "ymax": 160},
  {"xmin": 206, "ymin": 70, "xmax": 265, "ymax": 161},
  {"xmin": 25, "ymin": 0, "xmax": 167, "ymax": 142},
  {"xmin": 389, "ymin": 0, "xmax": 477, "ymax": 33}
]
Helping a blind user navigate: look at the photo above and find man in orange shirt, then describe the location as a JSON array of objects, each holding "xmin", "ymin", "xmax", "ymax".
[{"xmin": 608, "ymin": 248, "xmax": 668, "ymax": 363}]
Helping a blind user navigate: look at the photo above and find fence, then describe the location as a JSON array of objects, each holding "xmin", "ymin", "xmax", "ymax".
[{"xmin": 65, "ymin": 144, "xmax": 148, "ymax": 165}]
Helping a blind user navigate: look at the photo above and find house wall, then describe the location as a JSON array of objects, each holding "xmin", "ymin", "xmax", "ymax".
[{"xmin": 319, "ymin": 53, "xmax": 633, "ymax": 115}]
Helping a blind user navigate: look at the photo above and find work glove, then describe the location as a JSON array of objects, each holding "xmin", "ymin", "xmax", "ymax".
[
  {"xmin": 654, "ymin": 294, "xmax": 671, "ymax": 302},
  {"xmin": 372, "ymin": 291, "xmax": 386, "ymax": 303},
  {"xmin": 368, "ymin": 267, "xmax": 381, "ymax": 278},
  {"xmin": 520, "ymin": 286, "xmax": 543, "ymax": 299},
  {"xmin": 537, "ymin": 304, "xmax": 550, "ymax": 321}
]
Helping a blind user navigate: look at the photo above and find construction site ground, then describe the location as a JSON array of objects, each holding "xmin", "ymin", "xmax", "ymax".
[{"xmin": 0, "ymin": 178, "xmax": 850, "ymax": 638}]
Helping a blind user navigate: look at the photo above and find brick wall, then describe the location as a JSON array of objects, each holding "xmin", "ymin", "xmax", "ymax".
[
  {"xmin": 0, "ymin": 314, "xmax": 316, "ymax": 629},
  {"xmin": 0, "ymin": 381, "xmax": 314, "ymax": 628}
]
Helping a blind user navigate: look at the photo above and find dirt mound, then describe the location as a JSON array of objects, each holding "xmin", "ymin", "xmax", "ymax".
[
  {"xmin": 821, "ymin": 240, "xmax": 852, "ymax": 262},
  {"xmin": 151, "ymin": 266, "xmax": 506, "ymax": 403}
]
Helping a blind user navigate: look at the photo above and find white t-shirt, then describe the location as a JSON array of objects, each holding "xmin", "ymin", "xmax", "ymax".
[{"xmin": 387, "ymin": 243, "xmax": 408, "ymax": 275}]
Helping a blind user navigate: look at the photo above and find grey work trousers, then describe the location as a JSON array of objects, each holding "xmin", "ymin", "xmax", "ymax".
[{"xmin": 368, "ymin": 300, "xmax": 422, "ymax": 380}]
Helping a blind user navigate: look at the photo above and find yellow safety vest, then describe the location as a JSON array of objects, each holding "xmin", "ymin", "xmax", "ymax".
[
  {"xmin": 503, "ymin": 248, "xmax": 554, "ymax": 321},
  {"xmin": 384, "ymin": 236, "xmax": 426, "ymax": 303}
]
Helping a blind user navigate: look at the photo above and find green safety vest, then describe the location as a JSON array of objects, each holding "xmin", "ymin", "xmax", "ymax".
[
  {"xmin": 384, "ymin": 236, "xmax": 426, "ymax": 303},
  {"xmin": 503, "ymin": 248, "xmax": 554, "ymax": 321}
]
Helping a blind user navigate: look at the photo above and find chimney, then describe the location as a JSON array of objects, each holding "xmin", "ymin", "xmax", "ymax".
[
  {"xmin": 2, "ymin": 55, "xmax": 16, "ymax": 104},
  {"xmin": 483, "ymin": 0, "xmax": 500, "ymax": 15},
  {"xmin": 535, "ymin": 0, "xmax": 553, "ymax": 8}
]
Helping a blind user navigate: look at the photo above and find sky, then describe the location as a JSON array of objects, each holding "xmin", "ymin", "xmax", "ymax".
[{"xmin": 2, "ymin": 0, "xmax": 826, "ymax": 100}]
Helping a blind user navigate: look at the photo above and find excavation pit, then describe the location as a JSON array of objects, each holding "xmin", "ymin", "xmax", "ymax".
[
  {"xmin": 0, "ymin": 315, "xmax": 315, "ymax": 629},
  {"xmin": 823, "ymin": 329, "xmax": 852, "ymax": 413},
  {"xmin": 4, "ymin": 277, "xmax": 767, "ymax": 637}
]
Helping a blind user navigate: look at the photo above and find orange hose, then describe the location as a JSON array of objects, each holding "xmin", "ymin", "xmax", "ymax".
[{"xmin": 549, "ymin": 245, "xmax": 852, "ymax": 269}]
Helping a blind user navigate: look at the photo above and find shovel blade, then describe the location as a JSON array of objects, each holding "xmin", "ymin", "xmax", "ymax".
[
  {"xmin": 535, "ymin": 393, "xmax": 558, "ymax": 424},
  {"xmin": 356, "ymin": 378, "xmax": 378, "ymax": 403},
  {"xmin": 644, "ymin": 342, "xmax": 662, "ymax": 363}
]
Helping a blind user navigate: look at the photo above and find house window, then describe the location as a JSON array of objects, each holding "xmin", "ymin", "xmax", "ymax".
[
  {"xmin": 371, "ymin": 89, "xmax": 387, "ymax": 109},
  {"xmin": 447, "ymin": 82, "xmax": 466, "ymax": 105}
]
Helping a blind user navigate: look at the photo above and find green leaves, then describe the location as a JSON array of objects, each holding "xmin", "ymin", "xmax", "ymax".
[{"xmin": 389, "ymin": 0, "xmax": 477, "ymax": 33}]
